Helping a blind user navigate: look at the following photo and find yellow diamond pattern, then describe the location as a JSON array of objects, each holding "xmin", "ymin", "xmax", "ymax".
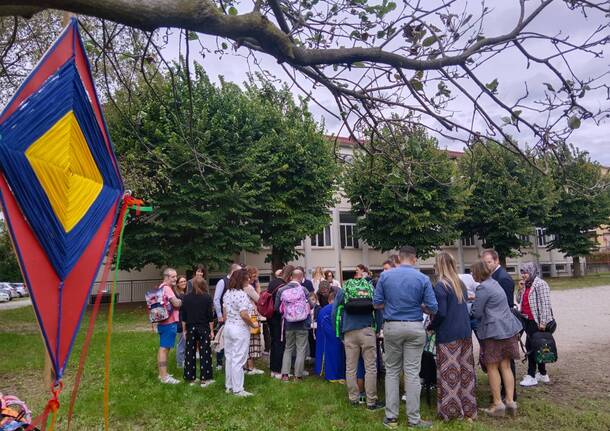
[{"xmin": 25, "ymin": 111, "xmax": 103, "ymax": 233}]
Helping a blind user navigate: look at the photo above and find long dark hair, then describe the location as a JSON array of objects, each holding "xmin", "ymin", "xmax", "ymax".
[{"xmin": 221, "ymin": 268, "xmax": 248, "ymax": 305}]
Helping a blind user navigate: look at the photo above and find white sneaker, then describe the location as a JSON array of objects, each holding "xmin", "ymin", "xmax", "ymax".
[
  {"xmin": 216, "ymin": 365, "xmax": 223, "ymax": 371},
  {"xmin": 159, "ymin": 375, "xmax": 180, "ymax": 384},
  {"xmin": 234, "ymin": 390, "xmax": 254, "ymax": 397},
  {"xmin": 271, "ymin": 372, "xmax": 282, "ymax": 380},
  {"xmin": 535, "ymin": 372, "xmax": 550, "ymax": 383},
  {"xmin": 520, "ymin": 375, "xmax": 538, "ymax": 387},
  {"xmin": 247, "ymin": 368, "xmax": 265, "ymax": 375},
  {"xmin": 225, "ymin": 387, "xmax": 232, "ymax": 394},
  {"xmin": 401, "ymin": 394, "xmax": 407, "ymax": 401},
  {"xmin": 200, "ymin": 380, "xmax": 215, "ymax": 388},
  {"xmin": 302, "ymin": 370, "xmax": 310, "ymax": 377}
]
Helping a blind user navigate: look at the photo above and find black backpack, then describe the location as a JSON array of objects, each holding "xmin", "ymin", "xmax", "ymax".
[{"xmin": 529, "ymin": 331, "xmax": 558, "ymax": 364}]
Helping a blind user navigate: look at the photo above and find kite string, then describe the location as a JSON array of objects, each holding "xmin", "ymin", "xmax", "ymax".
[
  {"xmin": 102, "ymin": 205, "xmax": 130, "ymax": 431},
  {"xmin": 25, "ymin": 381, "xmax": 62, "ymax": 431},
  {"xmin": 65, "ymin": 200, "xmax": 129, "ymax": 431}
]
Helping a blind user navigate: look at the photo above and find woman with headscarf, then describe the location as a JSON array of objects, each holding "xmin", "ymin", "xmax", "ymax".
[{"xmin": 517, "ymin": 262, "xmax": 553, "ymax": 387}]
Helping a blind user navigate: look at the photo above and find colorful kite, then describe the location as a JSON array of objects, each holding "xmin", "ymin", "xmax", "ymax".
[{"xmin": 0, "ymin": 17, "xmax": 123, "ymax": 401}]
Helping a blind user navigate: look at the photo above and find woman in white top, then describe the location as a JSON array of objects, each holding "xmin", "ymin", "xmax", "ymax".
[
  {"xmin": 222, "ymin": 268, "xmax": 259, "ymax": 397},
  {"xmin": 312, "ymin": 266, "xmax": 324, "ymax": 293}
]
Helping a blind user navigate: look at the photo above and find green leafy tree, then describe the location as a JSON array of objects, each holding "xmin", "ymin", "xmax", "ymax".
[
  {"xmin": 459, "ymin": 142, "xmax": 555, "ymax": 266},
  {"xmin": 106, "ymin": 64, "xmax": 337, "ymax": 271},
  {"xmin": 545, "ymin": 144, "xmax": 610, "ymax": 277},
  {"xmin": 243, "ymin": 82, "xmax": 337, "ymax": 270},
  {"xmin": 343, "ymin": 126, "xmax": 466, "ymax": 257},
  {"xmin": 0, "ymin": 220, "xmax": 21, "ymax": 281}
]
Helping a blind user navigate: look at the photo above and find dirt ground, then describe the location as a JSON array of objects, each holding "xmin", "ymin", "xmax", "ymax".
[{"xmin": 512, "ymin": 285, "xmax": 610, "ymax": 403}]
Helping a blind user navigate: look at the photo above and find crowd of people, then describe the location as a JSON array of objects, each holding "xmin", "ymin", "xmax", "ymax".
[{"xmin": 149, "ymin": 246, "xmax": 555, "ymax": 428}]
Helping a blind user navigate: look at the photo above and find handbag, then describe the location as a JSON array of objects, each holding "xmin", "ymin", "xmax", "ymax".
[
  {"xmin": 529, "ymin": 331, "xmax": 558, "ymax": 364},
  {"xmin": 250, "ymin": 315, "xmax": 260, "ymax": 335}
]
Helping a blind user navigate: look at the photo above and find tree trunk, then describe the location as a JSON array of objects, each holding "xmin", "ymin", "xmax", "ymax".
[
  {"xmin": 499, "ymin": 254, "xmax": 507, "ymax": 268},
  {"xmin": 572, "ymin": 256, "xmax": 581, "ymax": 277},
  {"xmin": 271, "ymin": 247, "xmax": 284, "ymax": 273}
]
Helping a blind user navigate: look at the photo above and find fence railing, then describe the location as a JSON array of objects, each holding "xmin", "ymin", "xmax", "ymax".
[{"xmin": 91, "ymin": 279, "xmax": 159, "ymax": 303}]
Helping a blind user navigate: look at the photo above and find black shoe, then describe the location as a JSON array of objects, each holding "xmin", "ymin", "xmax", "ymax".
[
  {"xmin": 350, "ymin": 400, "xmax": 360, "ymax": 407},
  {"xmin": 359, "ymin": 392, "xmax": 366, "ymax": 404},
  {"xmin": 367, "ymin": 401, "xmax": 385, "ymax": 411},
  {"xmin": 383, "ymin": 417, "xmax": 398, "ymax": 429}
]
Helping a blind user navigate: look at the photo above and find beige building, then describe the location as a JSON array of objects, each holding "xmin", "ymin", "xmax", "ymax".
[{"xmin": 105, "ymin": 137, "xmax": 577, "ymax": 302}]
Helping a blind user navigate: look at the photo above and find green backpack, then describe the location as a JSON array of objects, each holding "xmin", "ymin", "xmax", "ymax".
[{"xmin": 335, "ymin": 278, "xmax": 375, "ymax": 337}]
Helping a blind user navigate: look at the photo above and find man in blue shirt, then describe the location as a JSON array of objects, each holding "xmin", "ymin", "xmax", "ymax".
[{"xmin": 373, "ymin": 246, "xmax": 438, "ymax": 430}]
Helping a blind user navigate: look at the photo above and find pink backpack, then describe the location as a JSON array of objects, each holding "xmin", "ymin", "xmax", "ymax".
[{"xmin": 280, "ymin": 284, "xmax": 310, "ymax": 323}]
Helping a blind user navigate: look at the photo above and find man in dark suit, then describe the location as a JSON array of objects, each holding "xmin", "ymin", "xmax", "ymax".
[{"xmin": 481, "ymin": 249, "xmax": 517, "ymax": 401}]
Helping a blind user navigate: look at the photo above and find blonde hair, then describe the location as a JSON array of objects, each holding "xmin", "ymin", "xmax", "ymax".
[
  {"xmin": 312, "ymin": 266, "xmax": 324, "ymax": 281},
  {"xmin": 435, "ymin": 252, "xmax": 464, "ymax": 303}
]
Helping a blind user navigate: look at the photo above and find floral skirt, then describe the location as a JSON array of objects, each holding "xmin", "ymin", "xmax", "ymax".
[
  {"xmin": 436, "ymin": 338, "xmax": 477, "ymax": 420},
  {"xmin": 480, "ymin": 335, "xmax": 520, "ymax": 365}
]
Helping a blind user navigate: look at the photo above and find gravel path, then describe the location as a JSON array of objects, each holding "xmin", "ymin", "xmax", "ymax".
[
  {"xmin": 513, "ymin": 285, "xmax": 610, "ymax": 400},
  {"xmin": 0, "ymin": 298, "xmax": 31, "ymax": 310}
]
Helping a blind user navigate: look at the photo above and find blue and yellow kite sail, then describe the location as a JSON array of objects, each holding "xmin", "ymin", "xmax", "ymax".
[{"xmin": 0, "ymin": 19, "xmax": 124, "ymax": 382}]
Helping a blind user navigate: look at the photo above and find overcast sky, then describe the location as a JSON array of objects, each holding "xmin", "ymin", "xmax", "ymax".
[{"xmin": 161, "ymin": 0, "xmax": 609, "ymax": 164}]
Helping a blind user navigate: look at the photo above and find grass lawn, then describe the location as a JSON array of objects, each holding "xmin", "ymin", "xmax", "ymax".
[
  {"xmin": 545, "ymin": 272, "xmax": 610, "ymax": 290},
  {"xmin": 1, "ymin": 304, "xmax": 609, "ymax": 430}
]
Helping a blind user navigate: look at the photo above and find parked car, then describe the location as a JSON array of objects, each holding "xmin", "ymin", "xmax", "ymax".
[
  {"xmin": 0, "ymin": 283, "xmax": 18, "ymax": 299},
  {"xmin": 0, "ymin": 289, "xmax": 9, "ymax": 303},
  {"xmin": 10, "ymin": 283, "xmax": 28, "ymax": 297}
]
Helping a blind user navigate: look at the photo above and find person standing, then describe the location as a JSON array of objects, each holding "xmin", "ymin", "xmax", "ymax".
[
  {"xmin": 267, "ymin": 265, "xmax": 294, "ymax": 378},
  {"xmin": 517, "ymin": 262, "xmax": 553, "ymax": 387},
  {"xmin": 187, "ymin": 264, "xmax": 206, "ymax": 294},
  {"xmin": 333, "ymin": 276, "xmax": 383, "ymax": 410},
  {"xmin": 481, "ymin": 249, "xmax": 518, "ymax": 401},
  {"xmin": 373, "ymin": 246, "xmax": 438, "ymax": 429},
  {"xmin": 213, "ymin": 263, "xmax": 241, "ymax": 370},
  {"xmin": 223, "ymin": 268, "xmax": 259, "ymax": 396},
  {"xmin": 314, "ymin": 290, "xmax": 345, "ymax": 381},
  {"xmin": 156, "ymin": 268, "xmax": 182, "ymax": 384},
  {"xmin": 275, "ymin": 269, "xmax": 314, "ymax": 381},
  {"xmin": 245, "ymin": 266, "xmax": 264, "ymax": 375},
  {"xmin": 297, "ymin": 266, "xmax": 315, "ymax": 293},
  {"xmin": 312, "ymin": 266, "xmax": 324, "ymax": 293},
  {"xmin": 175, "ymin": 276, "xmax": 188, "ymax": 368},
  {"xmin": 428, "ymin": 252, "xmax": 477, "ymax": 421},
  {"xmin": 470, "ymin": 261, "xmax": 522, "ymax": 417},
  {"xmin": 324, "ymin": 270, "xmax": 342, "ymax": 290},
  {"xmin": 181, "ymin": 277, "xmax": 215, "ymax": 387}
]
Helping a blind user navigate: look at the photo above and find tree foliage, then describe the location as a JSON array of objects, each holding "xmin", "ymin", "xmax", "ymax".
[
  {"xmin": 343, "ymin": 125, "xmax": 466, "ymax": 258},
  {"xmin": 459, "ymin": 141, "xmax": 556, "ymax": 264},
  {"xmin": 107, "ymin": 63, "xmax": 337, "ymax": 271},
  {"xmin": 1, "ymin": 1, "xmax": 607, "ymax": 166},
  {"xmin": 545, "ymin": 144, "xmax": 610, "ymax": 276},
  {"xmin": 0, "ymin": 220, "xmax": 21, "ymax": 281}
]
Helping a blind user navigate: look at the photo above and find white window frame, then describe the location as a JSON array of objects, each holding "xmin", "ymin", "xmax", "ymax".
[
  {"xmin": 461, "ymin": 235, "xmax": 476, "ymax": 247},
  {"xmin": 311, "ymin": 224, "xmax": 333, "ymax": 248},
  {"xmin": 340, "ymin": 223, "xmax": 358, "ymax": 249},
  {"xmin": 536, "ymin": 228, "xmax": 547, "ymax": 247}
]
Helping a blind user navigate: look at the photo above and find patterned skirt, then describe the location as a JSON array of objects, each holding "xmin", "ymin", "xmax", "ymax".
[
  {"xmin": 436, "ymin": 338, "xmax": 477, "ymax": 421},
  {"xmin": 249, "ymin": 331, "xmax": 262, "ymax": 359},
  {"xmin": 479, "ymin": 335, "xmax": 520, "ymax": 366}
]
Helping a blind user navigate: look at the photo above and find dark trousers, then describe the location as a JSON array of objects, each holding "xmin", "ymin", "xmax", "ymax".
[
  {"xmin": 184, "ymin": 324, "xmax": 213, "ymax": 382},
  {"xmin": 308, "ymin": 329, "xmax": 316, "ymax": 358},
  {"xmin": 524, "ymin": 320, "xmax": 547, "ymax": 378},
  {"xmin": 269, "ymin": 315, "xmax": 285, "ymax": 373},
  {"xmin": 215, "ymin": 321, "xmax": 224, "ymax": 366}
]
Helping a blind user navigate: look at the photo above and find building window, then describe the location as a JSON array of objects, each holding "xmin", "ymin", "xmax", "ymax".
[
  {"xmin": 461, "ymin": 236, "xmax": 476, "ymax": 247},
  {"xmin": 340, "ymin": 223, "xmax": 358, "ymax": 249},
  {"xmin": 311, "ymin": 225, "xmax": 332, "ymax": 247},
  {"xmin": 555, "ymin": 264, "xmax": 566, "ymax": 273},
  {"xmin": 506, "ymin": 266, "xmax": 516, "ymax": 274},
  {"xmin": 536, "ymin": 228, "xmax": 547, "ymax": 247},
  {"xmin": 518, "ymin": 234, "xmax": 530, "ymax": 244},
  {"xmin": 339, "ymin": 212, "xmax": 358, "ymax": 249}
]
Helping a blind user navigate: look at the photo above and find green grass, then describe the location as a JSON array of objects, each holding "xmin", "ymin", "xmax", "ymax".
[
  {"xmin": 545, "ymin": 271, "xmax": 610, "ymax": 290},
  {"xmin": 1, "ymin": 304, "xmax": 609, "ymax": 430}
]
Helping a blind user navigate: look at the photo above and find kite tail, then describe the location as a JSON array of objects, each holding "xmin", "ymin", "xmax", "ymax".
[{"xmin": 26, "ymin": 382, "xmax": 62, "ymax": 431}]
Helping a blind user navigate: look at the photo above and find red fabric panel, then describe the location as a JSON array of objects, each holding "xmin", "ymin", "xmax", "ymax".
[
  {"xmin": 0, "ymin": 27, "xmax": 74, "ymax": 123},
  {"xmin": 0, "ymin": 173, "xmax": 60, "ymax": 365},
  {"xmin": 57, "ymin": 200, "xmax": 119, "ymax": 373}
]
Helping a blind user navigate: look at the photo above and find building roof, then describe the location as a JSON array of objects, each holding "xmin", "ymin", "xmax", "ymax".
[{"xmin": 325, "ymin": 135, "xmax": 464, "ymax": 158}]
